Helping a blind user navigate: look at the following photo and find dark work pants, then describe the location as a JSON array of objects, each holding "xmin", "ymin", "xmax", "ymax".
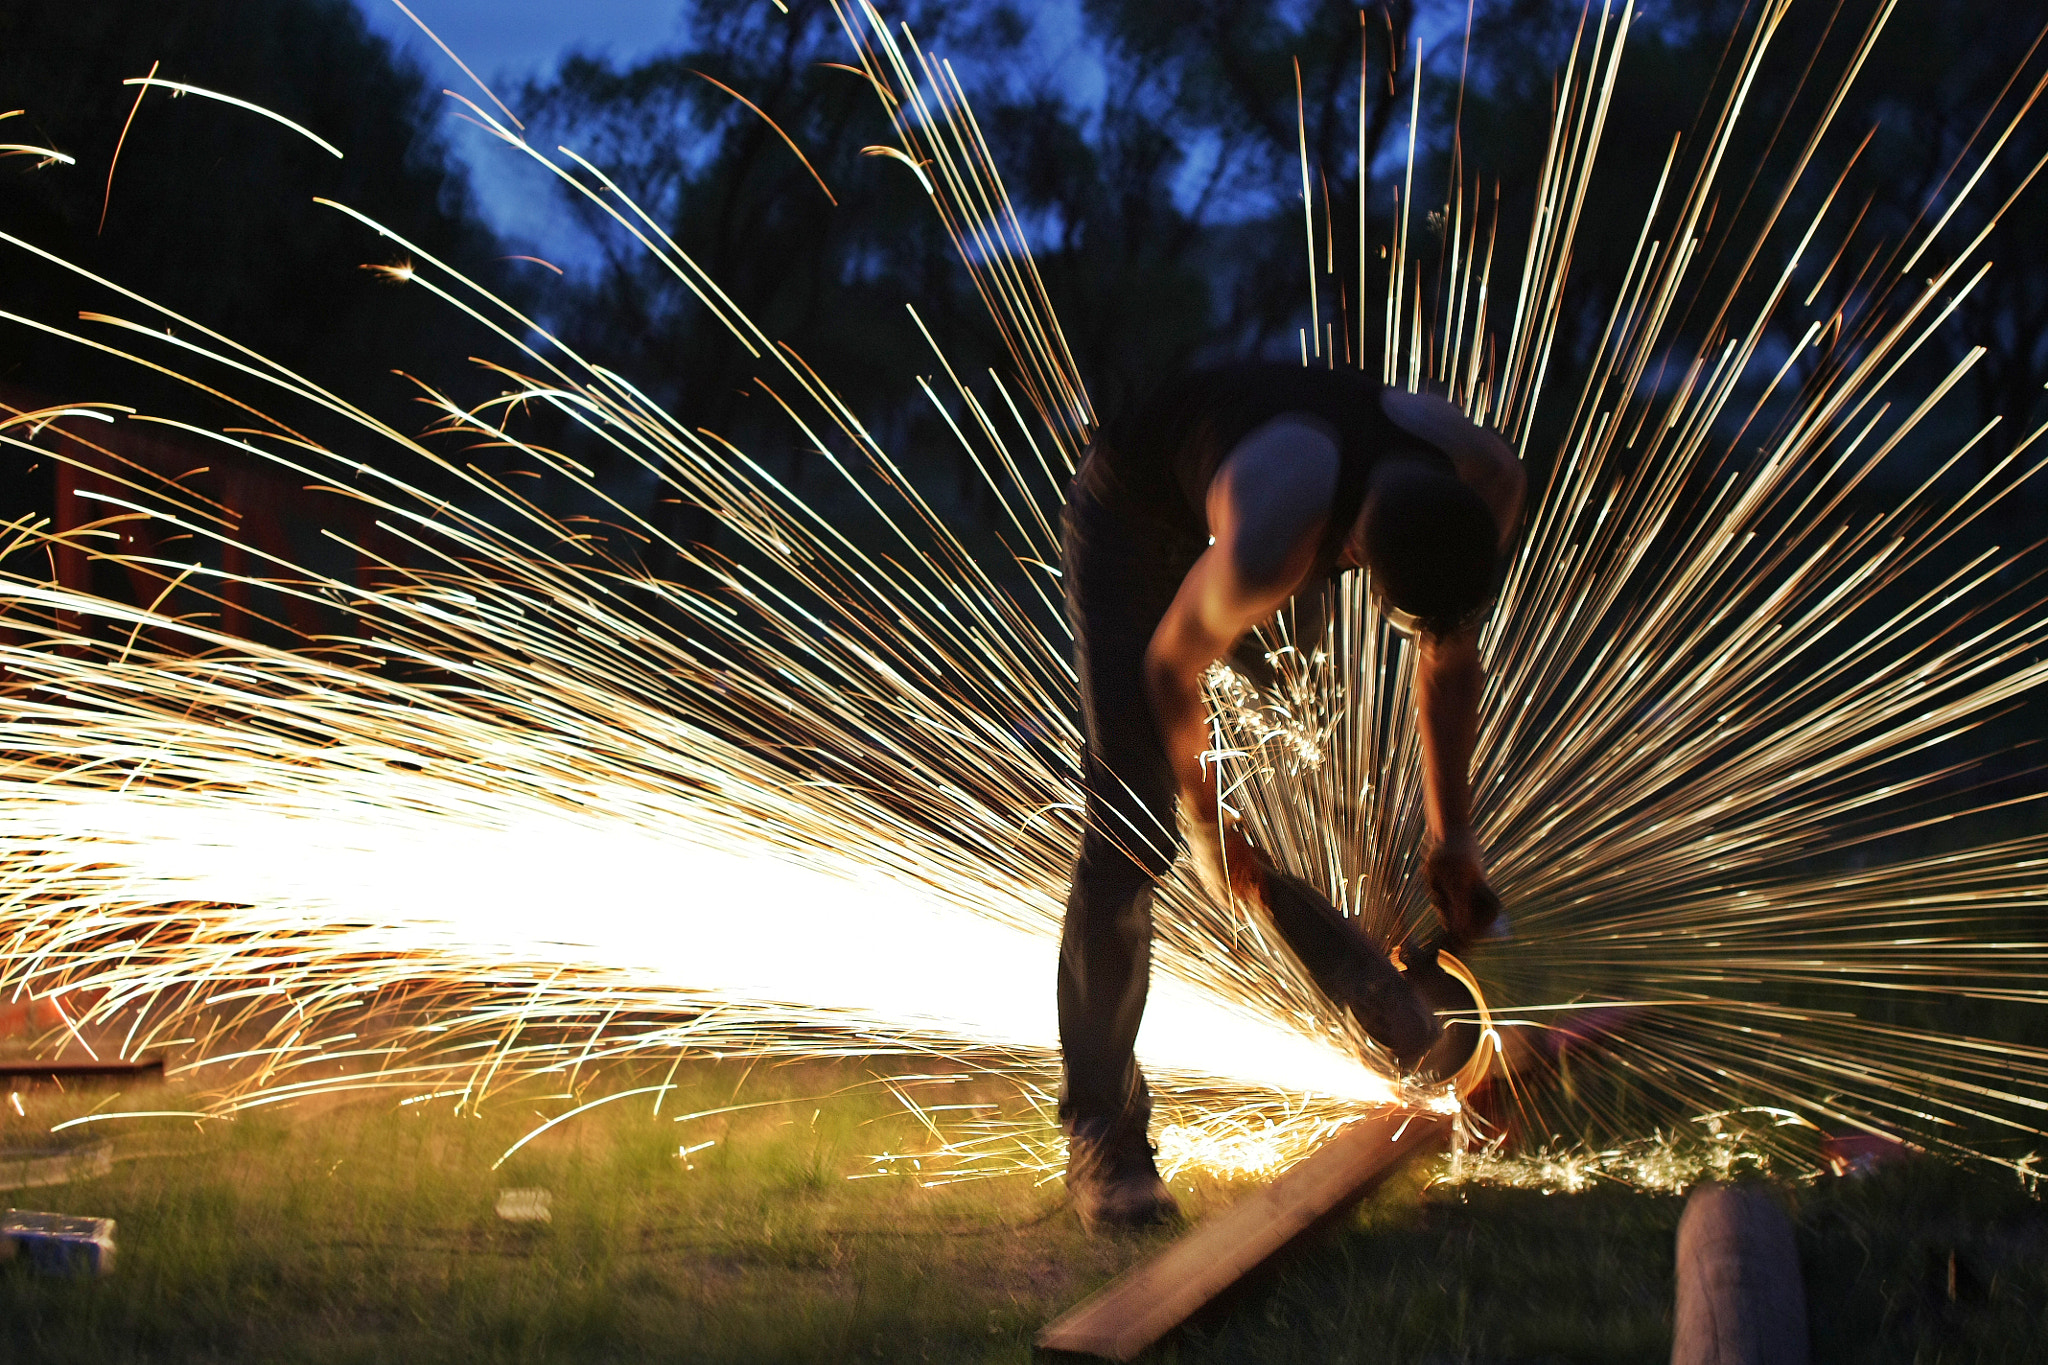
[
  {"xmin": 1055, "ymin": 454, "xmax": 1197, "ymax": 1130},
  {"xmin": 1056, "ymin": 450, "xmax": 1420, "ymax": 1131}
]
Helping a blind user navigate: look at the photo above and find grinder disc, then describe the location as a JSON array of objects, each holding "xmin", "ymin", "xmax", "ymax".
[{"xmin": 1396, "ymin": 944, "xmax": 1494, "ymax": 1091}]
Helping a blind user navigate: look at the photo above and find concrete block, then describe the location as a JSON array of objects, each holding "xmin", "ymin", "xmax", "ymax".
[{"xmin": 1, "ymin": 1209, "xmax": 117, "ymax": 1276}]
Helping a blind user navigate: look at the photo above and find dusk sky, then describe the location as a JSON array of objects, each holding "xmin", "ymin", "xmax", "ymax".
[
  {"xmin": 349, "ymin": 0, "xmax": 1103, "ymax": 261},
  {"xmin": 355, "ymin": 0, "xmax": 685, "ymax": 91},
  {"xmin": 351, "ymin": 0, "xmax": 691, "ymax": 261}
]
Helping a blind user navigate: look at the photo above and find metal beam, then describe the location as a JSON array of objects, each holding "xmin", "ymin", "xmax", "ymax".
[{"xmin": 1036, "ymin": 1109, "xmax": 1451, "ymax": 1361}]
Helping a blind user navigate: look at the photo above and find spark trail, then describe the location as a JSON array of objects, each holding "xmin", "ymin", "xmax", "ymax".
[{"xmin": 0, "ymin": 0, "xmax": 2044, "ymax": 1184}]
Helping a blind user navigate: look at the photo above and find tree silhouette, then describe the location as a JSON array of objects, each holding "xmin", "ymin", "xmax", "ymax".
[{"xmin": 1, "ymin": 0, "xmax": 501, "ymax": 423}]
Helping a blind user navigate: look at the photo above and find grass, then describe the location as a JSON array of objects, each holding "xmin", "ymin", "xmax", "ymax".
[{"xmin": 1, "ymin": 1056, "xmax": 2044, "ymax": 1363}]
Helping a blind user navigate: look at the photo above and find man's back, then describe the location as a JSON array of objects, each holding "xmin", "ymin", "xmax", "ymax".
[{"xmin": 1093, "ymin": 365, "xmax": 1444, "ymax": 532}]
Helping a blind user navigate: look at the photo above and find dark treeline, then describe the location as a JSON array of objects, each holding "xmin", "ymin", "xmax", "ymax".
[
  {"xmin": 0, "ymin": 0, "xmax": 504, "ymax": 423},
  {"xmin": 3, "ymin": 0, "xmax": 2043, "ymax": 571},
  {"xmin": 508, "ymin": 0, "xmax": 2046, "ymax": 538},
  {"xmin": 512, "ymin": 0, "xmax": 2048, "ymax": 852},
  {"xmin": 503, "ymin": 0, "xmax": 1433, "ymax": 550}
]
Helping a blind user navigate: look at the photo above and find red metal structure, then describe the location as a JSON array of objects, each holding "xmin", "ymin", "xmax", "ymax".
[{"xmin": 5, "ymin": 385, "xmax": 406, "ymax": 645}]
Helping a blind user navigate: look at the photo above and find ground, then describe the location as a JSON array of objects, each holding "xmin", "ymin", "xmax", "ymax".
[{"xmin": 1, "ymin": 1055, "xmax": 2044, "ymax": 1363}]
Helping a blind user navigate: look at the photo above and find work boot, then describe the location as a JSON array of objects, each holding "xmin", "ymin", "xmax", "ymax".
[{"xmin": 1064, "ymin": 1117, "xmax": 1180, "ymax": 1233}]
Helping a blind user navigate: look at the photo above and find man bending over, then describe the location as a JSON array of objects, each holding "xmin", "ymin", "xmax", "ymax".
[{"xmin": 1057, "ymin": 364, "xmax": 1523, "ymax": 1231}]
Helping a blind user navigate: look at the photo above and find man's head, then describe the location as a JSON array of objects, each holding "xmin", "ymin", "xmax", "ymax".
[{"xmin": 1349, "ymin": 460, "xmax": 1499, "ymax": 636}]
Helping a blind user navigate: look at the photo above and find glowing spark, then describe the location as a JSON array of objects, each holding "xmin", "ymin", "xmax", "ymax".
[
  {"xmin": 0, "ymin": 143, "xmax": 75, "ymax": 167},
  {"xmin": 120, "ymin": 78, "xmax": 343, "ymax": 159},
  {"xmin": 818, "ymin": 61, "xmax": 898, "ymax": 105},
  {"xmin": 860, "ymin": 144, "xmax": 933, "ymax": 194},
  {"xmin": 3, "ymin": 786, "xmax": 1393, "ymax": 1107},
  {"xmin": 497, "ymin": 254, "xmax": 565, "ymax": 275},
  {"xmin": 383, "ymin": 0, "xmax": 524, "ymax": 132},
  {"xmin": 102, "ymin": 60, "xmax": 160, "ymax": 234},
  {"xmin": 1444, "ymin": 1109, "xmax": 1824, "ymax": 1194},
  {"xmin": 690, "ymin": 69, "xmax": 838, "ymax": 205},
  {"xmin": 1295, "ymin": 56, "xmax": 1318, "ymax": 358},
  {"xmin": 0, "ymin": 403, "xmax": 130, "ymax": 435},
  {"xmin": 0, "ymin": 107, "xmax": 73, "ymax": 167}
]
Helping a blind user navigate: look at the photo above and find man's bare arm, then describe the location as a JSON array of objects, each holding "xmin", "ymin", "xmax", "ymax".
[
  {"xmin": 1379, "ymin": 390, "xmax": 1517, "ymax": 943},
  {"xmin": 1145, "ymin": 563, "xmax": 1247, "ymax": 826},
  {"xmin": 1414, "ymin": 624, "xmax": 1504, "ymax": 943},
  {"xmin": 1415, "ymin": 627, "xmax": 1482, "ymax": 843},
  {"xmin": 1145, "ymin": 416, "xmax": 1336, "ymax": 824}
]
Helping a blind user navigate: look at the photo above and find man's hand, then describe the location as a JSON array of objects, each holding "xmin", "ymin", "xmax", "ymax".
[
  {"xmin": 1424, "ymin": 830, "xmax": 1508, "ymax": 949},
  {"xmin": 1178, "ymin": 805, "xmax": 1270, "ymax": 906}
]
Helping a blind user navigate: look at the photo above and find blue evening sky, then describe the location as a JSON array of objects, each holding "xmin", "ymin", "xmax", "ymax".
[
  {"xmin": 352, "ymin": 0, "xmax": 1106, "ymax": 264},
  {"xmin": 354, "ymin": 0, "xmax": 692, "ymax": 259},
  {"xmin": 352, "ymin": 1, "xmax": 1478, "ymax": 280},
  {"xmin": 356, "ymin": 0, "xmax": 687, "ymax": 91}
]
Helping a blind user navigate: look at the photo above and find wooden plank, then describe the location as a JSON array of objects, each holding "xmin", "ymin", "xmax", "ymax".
[
  {"xmin": 0, "ymin": 1057, "xmax": 165, "ymax": 1083},
  {"xmin": 1035, "ymin": 1109, "xmax": 1451, "ymax": 1361}
]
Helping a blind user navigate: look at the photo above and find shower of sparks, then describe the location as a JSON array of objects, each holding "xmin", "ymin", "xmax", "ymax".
[
  {"xmin": 1443, "ymin": 1108, "xmax": 1826, "ymax": 1195},
  {"xmin": 863, "ymin": 1077, "xmax": 1398, "ymax": 1186},
  {"xmin": 0, "ymin": 0, "xmax": 2044, "ymax": 1188}
]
